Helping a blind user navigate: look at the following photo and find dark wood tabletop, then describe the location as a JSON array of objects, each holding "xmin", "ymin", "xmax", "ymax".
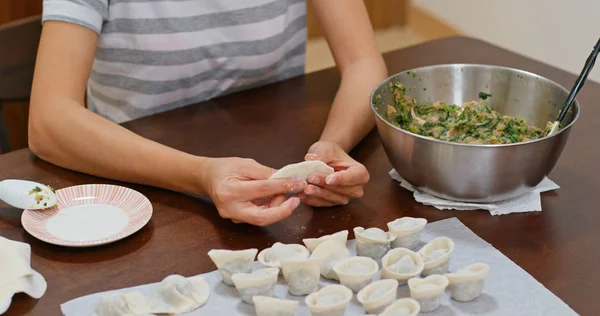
[{"xmin": 0, "ymin": 36, "xmax": 596, "ymax": 316}]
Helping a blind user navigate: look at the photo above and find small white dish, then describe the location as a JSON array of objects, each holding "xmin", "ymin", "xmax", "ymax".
[{"xmin": 21, "ymin": 184, "xmax": 152, "ymax": 247}]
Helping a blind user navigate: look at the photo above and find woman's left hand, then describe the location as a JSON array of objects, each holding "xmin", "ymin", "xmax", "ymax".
[{"xmin": 299, "ymin": 141, "xmax": 370, "ymax": 207}]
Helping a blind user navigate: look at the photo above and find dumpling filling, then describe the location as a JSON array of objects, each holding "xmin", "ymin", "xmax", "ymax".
[
  {"xmin": 315, "ymin": 293, "xmax": 345, "ymax": 306},
  {"xmin": 423, "ymin": 249, "xmax": 448, "ymax": 262},
  {"xmin": 266, "ymin": 244, "xmax": 304, "ymax": 263},
  {"xmin": 362, "ymin": 228, "xmax": 387, "ymax": 240},
  {"xmin": 344, "ymin": 262, "xmax": 371, "ymax": 274},
  {"xmin": 388, "ymin": 307, "xmax": 411, "ymax": 316},
  {"xmin": 388, "ymin": 255, "xmax": 417, "ymax": 274}
]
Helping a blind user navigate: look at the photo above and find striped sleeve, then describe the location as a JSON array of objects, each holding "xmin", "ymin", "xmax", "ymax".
[{"xmin": 42, "ymin": 0, "xmax": 109, "ymax": 35}]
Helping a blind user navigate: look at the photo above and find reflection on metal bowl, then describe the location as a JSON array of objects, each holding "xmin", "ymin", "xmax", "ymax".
[{"xmin": 370, "ymin": 64, "xmax": 579, "ymax": 202}]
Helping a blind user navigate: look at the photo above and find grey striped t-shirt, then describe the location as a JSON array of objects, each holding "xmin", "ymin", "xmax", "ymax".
[{"xmin": 42, "ymin": 0, "xmax": 307, "ymax": 123}]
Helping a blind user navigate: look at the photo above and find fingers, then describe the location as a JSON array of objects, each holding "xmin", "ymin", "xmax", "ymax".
[
  {"xmin": 304, "ymin": 185, "xmax": 350, "ymax": 205},
  {"xmin": 298, "ymin": 193, "xmax": 336, "ymax": 208},
  {"xmin": 238, "ymin": 158, "xmax": 277, "ymax": 179},
  {"xmin": 234, "ymin": 178, "xmax": 307, "ymax": 201},
  {"xmin": 306, "ymin": 173, "xmax": 365, "ymax": 198},
  {"xmin": 324, "ymin": 165, "xmax": 370, "ymax": 186},
  {"xmin": 239, "ymin": 197, "xmax": 301, "ymax": 226}
]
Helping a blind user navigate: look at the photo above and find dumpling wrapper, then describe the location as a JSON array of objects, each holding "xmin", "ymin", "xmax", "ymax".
[
  {"xmin": 269, "ymin": 160, "xmax": 334, "ymax": 180},
  {"xmin": 357, "ymin": 279, "xmax": 399, "ymax": 314},
  {"xmin": 407, "ymin": 275, "xmax": 449, "ymax": 312},
  {"xmin": 332, "ymin": 256, "xmax": 379, "ymax": 292},
  {"xmin": 305, "ymin": 284, "xmax": 353, "ymax": 316},
  {"xmin": 379, "ymin": 298, "xmax": 421, "ymax": 316},
  {"xmin": 281, "ymin": 258, "xmax": 322, "ymax": 296},
  {"xmin": 417, "ymin": 237, "xmax": 455, "ymax": 276},
  {"xmin": 150, "ymin": 275, "xmax": 210, "ymax": 314},
  {"xmin": 253, "ymin": 296, "xmax": 299, "ymax": 316},
  {"xmin": 257, "ymin": 243, "xmax": 309, "ymax": 272},
  {"xmin": 381, "ymin": 248, "xmax": 424, "ymax": 284},
  {"xmin": 231, "ymin": 268, "xmax": 279, "ymax": 304},
  {"xmin": 207, "ymin": 248, "xmax": 257, "ymax": 286},
  {"xmin": 445, "ymin": 263, "xmax": 490, "ymax": 302},
  {"xmin": 93, "ymin": 291, "xmax": 150, "ymax": 316},
  {"xmin": 303, "ymin": 230, "xmax": 349, "ymax": 253},
  {"xmin": 387, "ymin": 217, "xmax": 427, "ymax": 250},
  {"xmin": 309, "ymin": 239, "xmax": 351, "ymax": 280}
]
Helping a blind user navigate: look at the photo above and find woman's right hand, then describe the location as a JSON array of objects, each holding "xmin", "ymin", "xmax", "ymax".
[{"xmin": 200, "ymin": 157, "xmax": 307, "ymax": 226}]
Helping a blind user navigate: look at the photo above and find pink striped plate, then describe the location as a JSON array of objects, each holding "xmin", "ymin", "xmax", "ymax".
[{"xmin": 22, "ymin": 184, "xmax": 152, "ymax": 247}]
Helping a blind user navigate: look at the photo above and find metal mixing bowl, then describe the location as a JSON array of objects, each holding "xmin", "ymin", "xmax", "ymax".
[{"xmin": 371, "ymin": 64, "xmax": 579, "ymax": 202}]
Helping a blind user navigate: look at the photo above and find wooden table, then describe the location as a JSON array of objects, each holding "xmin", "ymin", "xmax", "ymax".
[{"xmin": 0, "ymin": 37, "xmax": 596, "ymax": 315}]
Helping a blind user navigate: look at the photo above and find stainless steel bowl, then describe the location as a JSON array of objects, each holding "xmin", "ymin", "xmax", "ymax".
[{"xmin": 371, "ymin": 64, "xmax": 579, "ymax": 202}]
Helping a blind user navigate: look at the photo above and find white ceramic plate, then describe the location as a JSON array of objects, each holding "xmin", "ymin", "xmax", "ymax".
[{"xmin": 21, "ymin": 184, "xmax": 152, "ymax": 247}]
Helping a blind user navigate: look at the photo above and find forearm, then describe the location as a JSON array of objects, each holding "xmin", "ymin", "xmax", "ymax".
[
  {"xmin": 319, "ymin": 57, "xmax": 388, "ymax": 152},
  {"xmin": 29, "ymin": 99, "xmax": 208, "ymax": 196}
]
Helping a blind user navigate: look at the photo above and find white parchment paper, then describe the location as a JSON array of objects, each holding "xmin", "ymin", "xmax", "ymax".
[{"xmin": 60, "ymin": 218, "xmax": 578, "ymax": 316}]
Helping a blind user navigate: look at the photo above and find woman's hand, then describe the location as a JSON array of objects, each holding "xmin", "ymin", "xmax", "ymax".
[
  {"xmin": 200, "ymin": 157, "xmax": 307, "ymax": 226},
  {"xmin": 299, "ymin": 141, "xmax": 369, "ymax": 207}
]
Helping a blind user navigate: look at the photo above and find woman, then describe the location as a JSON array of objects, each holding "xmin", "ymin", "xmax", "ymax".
[{"xmin": 29, "ymin": 0, "xmax": 388, "ymax": 226}]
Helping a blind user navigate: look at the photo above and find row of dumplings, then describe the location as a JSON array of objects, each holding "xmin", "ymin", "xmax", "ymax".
[
  {"xmin": 207, "ymin": 217, "xmax": 491, "ymax": 315},
  {"xmin": 93, "ymin": 274, "xmax": 211, "ymax": 315}
]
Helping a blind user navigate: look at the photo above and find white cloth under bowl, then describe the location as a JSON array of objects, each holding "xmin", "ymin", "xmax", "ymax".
[
  {"xmin": 0, "ymin": 236, "xmax": 47, "ymax": 314},
  {"xmin": 389, "ymin": 169, "xmax": 560, "ymax": 215}
]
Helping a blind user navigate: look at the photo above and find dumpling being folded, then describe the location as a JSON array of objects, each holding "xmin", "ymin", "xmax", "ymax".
[
  {"xmin": 150, "ymin": 275, "xmax": 210, "ymax": 314},
  {"xmin": 93, "ymin": 291, "xmax": 150, "ymax": 316}
]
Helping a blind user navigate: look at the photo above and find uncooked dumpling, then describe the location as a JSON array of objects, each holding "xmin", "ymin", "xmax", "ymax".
[
  {"xmin": 381, "ymin": 248, "xmax": 424, "ymax": 284},
  {"xmin": 305, "ymin": 284, "xmax": 353, "ymax": 316},
  {"xmin": 407, "ymin": 275, "xmax": 449, "ymax": 312},
  {"xmin": 332, "ymin": 256, "xmax": 379, "ymax": 292},
  {"xmin": 357, "ymin": 279, "xmax": 399, "ymax": 314},
  {"xmin": 387, "ymin": 217, "xmax": 427, "ymax": 250},
  {"xmin": 309, "ymin": 239, "xmax": 351, "ymax": 280},
  {"xmin": 257, "ymin": 243, "xmax": 309, "ymax": 272},
  {"xmin": 93, "ymin": 291, "xmax": 150, "ymax": 316},
  {"xmin": 445, "ymin": 263, "xmax": 490, "ymax": 302},
  {"xmin": 280, "ymin": 258, "xmax": 322, "ymax": 295},
  {"xmin": 379, "ymin": 298, "xmax": 421, "ymax": 316},
  {"xmin": 231, "ymin": 268, "xmax": 279, "ymax": 304},
  {"xmin": 303, "ymin": 230, "xmax": 349, "ymax": 253},
  {"xmin": 253, "ymin": 296, "xmax": 299, "ymax": 316},
  {"xmin": 353, "ymin": 227, "xmax": 395, "ymax": 259},
  {"xmin": 417, "ymin": 237, "xmax": 455, "ymax": 276},
  {"xmin": 269, "ymin": 160, "xmax": 334, "ymax": 180},
  {"xmin": 207, "ymin": 248, "xmax": 258, "ymax": 286},
  {"xmin": 150, "ymin": 275, "xmax": 210, "ymax": 314}
]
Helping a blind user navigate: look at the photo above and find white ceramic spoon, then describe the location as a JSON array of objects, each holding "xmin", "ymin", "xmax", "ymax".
[{"xmin": 0, "ymin": 180, "xmax": 57, "ymax": 210}]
